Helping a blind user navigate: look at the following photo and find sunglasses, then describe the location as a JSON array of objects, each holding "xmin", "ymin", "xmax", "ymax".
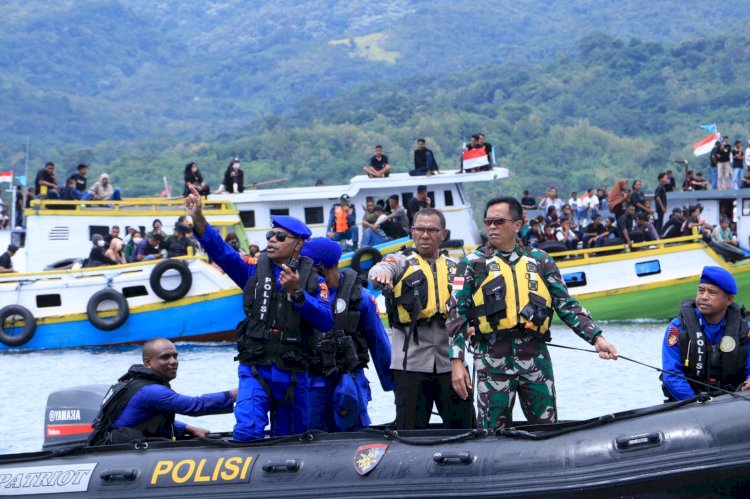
[
  {"xmin": 483, "ymin": 217, "xmax": 517, "ymax": 227},
  {"xmin": 266, "ymin": 230, "xmax": 297, "ymax": 242}
]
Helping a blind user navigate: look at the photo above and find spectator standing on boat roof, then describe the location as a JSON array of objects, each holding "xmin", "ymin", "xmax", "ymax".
[
  {"xmin": 539, "ymin": 187, "xmax": 563, "ymax": 213},
  {"xmin": 661, "ymin": 266, "xmax": 750, "ymax": 401},
  {"xmin": 302, "ymin": 238, "xmax": 393, "ymax": 432},
  {"xmin": 364, "ymin": 145, "xmax": 391, "ymax": 178},
  {"xmin": 219, "ymin": 157, "xmax": 244, "ymax": 194},
  {"xmin": 446, "ymin": 196, "xmax": 618, "ymax": 431},
  {"xmin": 183, "ymin": 162, "xmax": 210, "ymax": 197},
  {"xmin": 67, "ymin": 164, "xmax": 89, "ymax": 197},
  {"xmin": 654, "ymin": 173, "xmax": 668, "ymax": 233},
  {"xmin": 327, "ymin": 194, "xmax": 358, "ymax": 251},
  {"xmin": 186, "ymin": 184, "xmax": 333, "ymax": 441},
  {"xmin": 716, "ymin": 136, "xmax": 732, "ymax": 190},
  {"xmin": 83, "ymin": 173, "xmax": 122, "ymax": 201},
  {"xmin": 88, "ymin": 338, "xmax": 237, "ymax": 445},
  {"xmin": 411, "ymin": 138, "xmax": 438, "ymax": 176},
  {"xmin": 709, "ymin": 142, "xmax": 721, "ymax": 191},
  {"xmin": 607, "ymin": 179, "xmax": 629, "ymax": 219},
  {"xmin": 369, "ymin": 208, "xmax": 475, "ymax": 430},
  {"xmin": 14, "ymin": 185, "xmax": 24, "ymax": 228},
  {"xmin": 477, "ymin": 133, "xmax": 493, "ymax": 170},
  {"xmin": 406, "ymin": 185, "xmax": 431, "ymax": 226},
  {"xmin": 732, "ymin": 140, "xmax": 745, "ymax": 190},
  {"xmin": 0, "ymin": 244, "xmax": 18, "ymax": 273},
  {"xmin": 35, "ymin": 161, "xmax": 60, "ymax": 199}
]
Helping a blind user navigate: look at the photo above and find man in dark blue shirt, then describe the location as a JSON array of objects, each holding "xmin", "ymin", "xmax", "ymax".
[
  {"xmin": 662, "ymin": 266, "xmax": 750, "ymax": 400},
  {"xmin": 363, "ymin": 145, "xmax": 391, "ymax": 178},
  {"xmin": 302, "ymin": 237, "xmax": 394, "ymax": 432},
  {"xmin": 89, "ymin": 338, "xmax": 236, "ymax": 445},
  {"xmin": 186, "ymin": 184, "xmax": 333, "ymax": 441}
]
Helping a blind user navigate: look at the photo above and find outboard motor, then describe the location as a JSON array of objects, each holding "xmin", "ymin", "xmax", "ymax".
[{"xmin": 43, "ymin": 384, "xmax": 108, "ymax": 450}]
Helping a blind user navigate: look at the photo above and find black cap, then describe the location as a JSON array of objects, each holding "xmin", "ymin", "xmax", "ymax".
[{"xmin": 7, "ymin": 244, "xmax": 19, "ymax": 252}]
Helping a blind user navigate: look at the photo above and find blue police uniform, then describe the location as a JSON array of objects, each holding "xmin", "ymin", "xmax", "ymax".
[
  {"xmin": 302, "ymin": 238, "xmax": 394, "ymax": 432},
  {"xmin": 662, "ymin": 266, "xmax": 750, "ymax": 400},
  {"xmin": 197, "ymin": 217, "xmax": 333, "ymax": 441},
  {"xmin": 114, "ymin": 383, "xmax": 234, "ymax": 437}
]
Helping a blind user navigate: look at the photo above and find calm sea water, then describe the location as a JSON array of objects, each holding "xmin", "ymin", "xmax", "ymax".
[{"xmin": 0, "ymin": 323, "xmax": 666, "ymax": 455}]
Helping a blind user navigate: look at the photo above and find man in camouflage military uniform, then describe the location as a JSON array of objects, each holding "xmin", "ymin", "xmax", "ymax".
[{"xmin": 446, "ymin": 196, "xmax": 618, "ymax": 431}]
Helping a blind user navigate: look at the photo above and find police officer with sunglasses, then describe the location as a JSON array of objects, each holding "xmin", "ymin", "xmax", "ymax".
[{"xmin": 186, "ymin": 185, "xmax": 333, "ymax": 441}]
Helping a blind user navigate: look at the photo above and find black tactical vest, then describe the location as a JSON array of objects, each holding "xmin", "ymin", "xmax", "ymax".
[
  {"xmin": 677, "ymin": 299, "xmax": 748, "ymax": 392},
  {"xmin": 88, "ymin": 365, "xmax": 174, "ymax": 446},
  {"xmin": 236, "ymin": 253, "xmax": 319, "ymax": 371}
]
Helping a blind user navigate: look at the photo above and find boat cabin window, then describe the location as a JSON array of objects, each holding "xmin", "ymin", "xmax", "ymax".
[
  {"xmin": 304, "ymin": 207, "xmax": 324, "ymax": 225},
  {"xmin": 444, "ymin": 190, "xmax": 454, "ymax": 207},
  {"xmin": 240, "ymin": 210, "xmax": 255, "ymax": 228},
  {"xmin": 402, "ymin": 192, "xmax": 413, "ymax": 207},
  {"xmin": 563, "ymin": 272, "xmax": 587, "ymax": 288},
  {"xmin": 270, "ymin": 208, "xmax": 289, "ymax": 217},
  {"xmin": 36, "ymin": 294, "xmax": 62, "ymax": 308},
  {"xmin": 635, "ymin": 260, "xmax": 661, "ymax": 277},
  {"xmin": 125, "ymin": 225, "xmax": 146, "ymax": 237},
  {"xmin": 742, "ymin": 199, "xmax": 750, "ymax": 217},
  {"xmin": 122, "ymin": 285, "xmax": 149, "ymax": 298},
  {"xmin": 88, "ymin": 226, "xmax": 109, "ymax": 241}
]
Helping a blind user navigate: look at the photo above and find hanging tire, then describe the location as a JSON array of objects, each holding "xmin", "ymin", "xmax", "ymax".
[
  {"xmin": 87, "ymin": 289, "xmax": 129, "ymax": 331},
  {"xmin": 43, "ymin": 258, "xmax": 84, "ymax": 271},
  {"xmin": 0, "ymin": 305, "xmax": 36, "ymax": 347},
  {"xmin": 149, "ymin": 260, "xmax": 192, "ymax": 301},
  {"xmin": 351, "ymin": 247, "xmax": 382, "ymax": 274}
]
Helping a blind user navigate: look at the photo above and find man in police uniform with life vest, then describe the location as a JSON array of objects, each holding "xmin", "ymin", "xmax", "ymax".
[
  {"xmin": 662, "ymin": 266, "xmax": 750, "ymax": 400},
  {"xmin": 88, "ymin": 338, "xmax": 236, "ymax": 445},
  {"xmin": 186, "ymin": 185, "xmax": 333, "ymax": 441},
  {"xmin": 301, "ymin": 237, "xmax": 394, "ymax": 432},
  {"xmin": 369, "ymin": 207, "xmax": 474, "ymax": 429},
  {"xmin": 446, "ymin": 196, "xmax": 618, "ymax": 431}
]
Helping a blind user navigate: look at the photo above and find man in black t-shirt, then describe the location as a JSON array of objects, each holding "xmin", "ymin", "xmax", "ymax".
[
  {"xmin": 581, "ymin": 215, "xmax": 607, "ymax": 248},
  {"xmin": 411, "ymin": 139, "xmax": 438, "ymax": 176},
  {"xmin": 520, "ymin": 190, "xmax": 537, "ymax": 210},
  {"xmin": 654, "ymin": 172, "xmax": 668, "ymax": 232},
  {"xmin": 406, "ymin": 185, "xmax": 431, "ymax": 226},
  {"xmin": 67, "ymin": 164, "xmax": 89, "ymax": 197},
  {"xmin": 363, "ymin": 145, "xmax": 391, "ymax": 178},
  {"xmin": 0, "ymin": 244, "xmax": 17, "ymax": 273},
  {"xmin": 35, "ymin": 162, "xmax": 60, "ymax": 199},
  {"xmin": 478, "ymin": 133, "xmax": 493, "ymax": 171}
]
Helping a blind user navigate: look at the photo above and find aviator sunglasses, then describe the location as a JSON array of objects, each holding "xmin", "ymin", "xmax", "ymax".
[
  {"xmin": 266, "ymin": 230, "xmax": 298, "ymax": 242},
  {"xmin": 483, "ymin": 217, "xmax": 517, "ymax": 227}
]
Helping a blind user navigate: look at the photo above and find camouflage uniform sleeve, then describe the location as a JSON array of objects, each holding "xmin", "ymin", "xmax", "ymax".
[
  {"xmin": 446, "ymin": 255, "xmax": 475, "ymax": 361},
  {"xmin": 534, "ymin": 248, "xmax": 602, "ymax": 344}
]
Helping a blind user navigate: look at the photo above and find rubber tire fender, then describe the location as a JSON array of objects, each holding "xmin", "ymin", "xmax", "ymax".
[
  {"xmin": 351, "ymin": 247, "xmax": 383, "ymax": 274},
  {"xmin": 87, "ymin": 289, "xmax": 129, "ymax": 331},
  {"xmin": 0, "ymin": 305, "xmax": 36, "ymax": 347},
  {"xmin": 149, "ymin": 260, "xmax": 192, "ymax": 302}
]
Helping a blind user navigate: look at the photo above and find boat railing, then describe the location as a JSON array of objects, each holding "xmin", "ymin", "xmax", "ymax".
[
  {"xmin": 26, "ymin": 197, "xmax": 238, "ymax": 216},
  {"xmin": 540, "ymin": 231, "xmax": 706, "ymax": 262}
]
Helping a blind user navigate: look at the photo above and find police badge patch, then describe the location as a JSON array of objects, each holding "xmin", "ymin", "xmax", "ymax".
[
  {"xmin": 720, "ymin": 336, "xmax": 737, "ymax": 353},
  {"xmin": 354, "ymin": 443, "xmax": 388, "ymax": 476},
  {"xmin": 667, "ymin": 326, "xmax": 680, "ymax": 347}
]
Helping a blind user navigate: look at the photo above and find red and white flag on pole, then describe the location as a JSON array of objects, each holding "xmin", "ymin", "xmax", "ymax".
[
  {"xmin": 692, "ymin": 124, "xmax": 719, "ymax": 157},
  {"xmin": 462, "ymin": 148, "xmax": 489, "ymax": 170},
  {"xmin": 0, "ymin": 170, "xmax": 13, "ymax": 183}
]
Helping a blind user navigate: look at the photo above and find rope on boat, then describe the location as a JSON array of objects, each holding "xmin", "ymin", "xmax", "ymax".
[
  {"xmin": 547, "ymin": 342, "xmax": 750, "ymax": 401},
  {"xmin": 362, "ymin": 426, "xmax": 488, "ymax": 445}
]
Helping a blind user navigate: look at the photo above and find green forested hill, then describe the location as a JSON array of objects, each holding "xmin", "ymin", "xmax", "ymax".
[{"xmin": 3, "ymin": 0, "xmax": 750, "ymax": 172}]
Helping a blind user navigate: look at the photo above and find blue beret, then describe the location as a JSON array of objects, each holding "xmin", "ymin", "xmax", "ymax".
[
  {"xmin": 301, "ymin": 237, "xmax": 342, "ymax": 268},
  {"xmin": 699, "ymin": 266, "xmax": 737, "ymax": 295},
  {"xmin": 271, "ymin": 215, "xmax": 312, "ymax": 240}
]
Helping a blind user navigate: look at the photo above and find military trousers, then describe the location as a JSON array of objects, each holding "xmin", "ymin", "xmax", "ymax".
[{"xmin": 474, "ymin": 334, "xmax": 557, "ymax": 431}]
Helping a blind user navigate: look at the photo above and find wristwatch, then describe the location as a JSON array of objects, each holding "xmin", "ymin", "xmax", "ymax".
[{"xmin": 291, "ymin": 289, "xmax": 306, "ymax": 305}]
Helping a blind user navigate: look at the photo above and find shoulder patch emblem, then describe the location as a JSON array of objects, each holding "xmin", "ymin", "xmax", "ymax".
[
  {"xmin": 667, "ymin": 326, "xmax": 680, "ymax": 347},
  {"xmin": 354, "ymin": 443, "xmax": 388, "ymax": 476},
  {"xmin": 319, "ymin": 283, "xmax": 329, "ymax": 301}
]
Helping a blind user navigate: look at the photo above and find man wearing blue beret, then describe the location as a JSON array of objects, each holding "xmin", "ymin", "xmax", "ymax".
[
  {"xmin": 662, "ymin": 265, "xmax": 750, "ymax": 400},
  {"xmin": 301, "ymin": 237, "xmax": 394, "ymax": 431},
  {"xmin": 186, "ymin": 185, "xmax": 333, "ymax": 440}
]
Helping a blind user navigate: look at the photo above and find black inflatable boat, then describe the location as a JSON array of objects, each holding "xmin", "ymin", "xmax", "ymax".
[{"xmin": 1, "ymin": 385, "xmax": 750, "ymax": 497}]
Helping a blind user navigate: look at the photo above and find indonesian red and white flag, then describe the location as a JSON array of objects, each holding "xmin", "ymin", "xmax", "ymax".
[
  {"xmin": 462, "ymin": 148, "xmax": 489, "ymax": 170},
  {"xmin": 0, "ymin": 170, "xmax": 12, "ymax": 183},
  {"xmin": 692, "ymin": 127, "xmax": 719, "ymax": 157}
]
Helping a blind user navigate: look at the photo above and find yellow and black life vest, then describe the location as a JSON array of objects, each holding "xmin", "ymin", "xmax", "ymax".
[
  {"xmin": 468, "ymin": 253, "xmax": 553, "ymax": 341},
  {"xmin": 390, "ymin": 251, "xmax": 455, "ymax": 327}
]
